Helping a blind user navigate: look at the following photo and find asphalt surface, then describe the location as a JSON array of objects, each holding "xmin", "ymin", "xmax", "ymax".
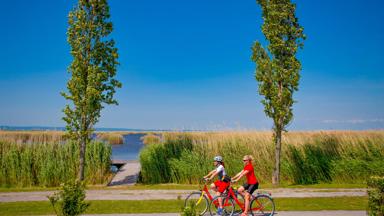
[
  {"xmin": 0, "ymin": 188, "xmax": 366, "ymax": 202},
  {"xmin": 85, "ymin": 211, "xmax": 366, "ymax": 216}
]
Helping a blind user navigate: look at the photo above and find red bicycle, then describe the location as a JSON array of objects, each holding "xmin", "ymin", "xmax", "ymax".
[
  {"xmin": 208, "ymin": 183, "xmax": 275, "ymax": 216},
  {"xmin": 184, "ymin": 179, "xmax": 218, "ymax": 215}
]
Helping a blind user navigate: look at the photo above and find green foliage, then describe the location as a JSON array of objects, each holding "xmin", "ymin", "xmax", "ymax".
[
  {"xmin": 252, "ymin": 0, "xmax": 306, "ymax": 185},
  {"xmin": 139, "ymin": 134, "xmax": 193, "ymax": 184},
  {"xmin": 0, "ymin": 141, "xmax": 111, "ymax": 187},
  {"xmin": 181, "ymin": 200, "xmax": 197, "ymax": 216},
  {"xmin": 287, "ymin": 141, "xmax": 335, "ymax": 184},
  {"xmin": 252, "ymin": 0, "xmax": 305, "ymax": 128},
  {"xmin": 62, "ymin": 0, "xmax": 121, "ymax": 180},
  {"xmin": 367, "ymin": 176, "xmax": 384, "ymax": 216},
  {"xmin": 331, "ymin": 160, "xmax": 384, "ymax": 184},
  {"xmin": 48, "ymin": 180, "xmax": 90, "ymax": 216},
  {"xmin": 139, "ymin": 132, "xmax": 384, "ymax": 185}
]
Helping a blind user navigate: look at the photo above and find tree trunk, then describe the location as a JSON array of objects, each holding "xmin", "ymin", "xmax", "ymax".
[
  {"xmin": 272, "ymin": 128, "xmax": 282, "ymax": 186},
  {"xmin": 78, "ymin": 135, "xmax": 86, "ymax": 181}
]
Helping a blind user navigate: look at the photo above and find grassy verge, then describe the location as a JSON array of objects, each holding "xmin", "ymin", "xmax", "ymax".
[
  {"xmin": 0, "ymin": 196, "xmax": 367, "ymax": 215},
  {"xmin": 275, "ymin": 183, "xmax": 366, "ymax": 189}
]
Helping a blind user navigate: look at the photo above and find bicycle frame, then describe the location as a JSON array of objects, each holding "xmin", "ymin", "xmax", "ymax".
[
  {"xmin": 215, "ymin": 186, "xmax": 273, "ymax": 213},
  {"xmin": 198, "ymin": 181, "xmax": 215, "ymax": 203},
  {"xmin": 228, "ymin": 187, "xmax": 246, "ymax": 210}
]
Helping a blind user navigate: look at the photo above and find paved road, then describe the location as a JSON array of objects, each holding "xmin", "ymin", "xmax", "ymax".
[
  {"xmin": 85, "ymin": 211, "xmax": 366, "ymax": 216},
  {"xmin": 109, "ymin": 161, "xmax": 140, "ymax": 186},
  {"xmin": 0, "ymin": 188, "xmax": 366, "ymax": 202}
]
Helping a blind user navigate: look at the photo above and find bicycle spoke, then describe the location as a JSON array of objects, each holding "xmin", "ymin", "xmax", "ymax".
[
  {"xmin": 250, "ymin": 195, "xmax": 275, "ymax": 216},
  {"xmin": 185, "ymin": 192, "xmax": 209, "ymax": 216},
  {"xmin": 209, "ymin": 195, "xmax": 235, "ymax": 216}
]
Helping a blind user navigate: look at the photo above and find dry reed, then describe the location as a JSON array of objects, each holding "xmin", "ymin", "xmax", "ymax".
[
  {"xmin": 139, "ymin": 130, "xmax": 384, "ymax": 185},
  {"xmin": 96, "ymin": 132, "xmax": 124, "ymax": 145}
]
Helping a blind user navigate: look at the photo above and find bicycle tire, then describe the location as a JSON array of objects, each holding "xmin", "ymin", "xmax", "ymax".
[
  {"xmin": 184, "ymin": 191, "xmax": 209, "ymax": 216},
  {"xmin": 209, "ymin": 195, "xmax": 235, "ymax": 216},
  {"xmin": 250, "ymin": 194, "xmax": 275, "ymax": 216}
]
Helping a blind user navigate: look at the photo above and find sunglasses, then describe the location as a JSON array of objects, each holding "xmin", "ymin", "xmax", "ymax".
[{"xmin": 243, "ymin": 159, "xmax": 248, "ymax": 161}]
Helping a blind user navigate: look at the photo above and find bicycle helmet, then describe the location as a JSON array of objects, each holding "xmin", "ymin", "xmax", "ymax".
[{"xmin": 214, "ymin": 155, "xmax": 223, "ymax": 162}]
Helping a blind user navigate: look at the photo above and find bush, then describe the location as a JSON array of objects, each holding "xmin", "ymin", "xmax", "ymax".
[
  {"xmin": 47, "ymin": 180, "xmax": 90, "ymax": 216},
  {"xmin": 367, "ymin": 176, "xmax": 384, "ymax": 216},
  {"xmin": 181, "ymin": 200, "xmax": 197, "ymax": 216}
]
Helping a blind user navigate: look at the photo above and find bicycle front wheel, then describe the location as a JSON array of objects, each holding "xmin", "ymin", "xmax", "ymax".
[
  {"xmin": 250, "ymin": 194, "xmax": 275, "ymax": 216},
  {"xmin": 184, "ymin": 192, "xmax": 209, "ymax": 215},
  {"xmin": 209, "ymin": 195, "xmax": 235, "ymax": 216}
]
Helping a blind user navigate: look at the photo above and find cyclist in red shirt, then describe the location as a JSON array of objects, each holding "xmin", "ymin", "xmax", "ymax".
[{"xmin": 231, "ymin": 155, "xmax": 259, "ymax": 216}]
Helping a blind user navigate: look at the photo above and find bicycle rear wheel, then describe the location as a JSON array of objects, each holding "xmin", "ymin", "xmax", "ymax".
[
  {"xmin": 184, "ymin": 192, "xmax": 209, "ymax": 215},
  {"xmin": 209, "ymin": 195, "xmax": 235, "ymax": 216},
  {"xmin": 250, "ymin": 194, "xmax": 275, "ymax": 216}
]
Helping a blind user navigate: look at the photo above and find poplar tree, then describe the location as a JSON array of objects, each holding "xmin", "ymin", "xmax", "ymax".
[
  {"xmin": 252, "ymin": 0, "xmax": 305, "ymax": 185},
  {"xmin": 62, "ymin": 0, "xmax": 121, "ymax": 180}
]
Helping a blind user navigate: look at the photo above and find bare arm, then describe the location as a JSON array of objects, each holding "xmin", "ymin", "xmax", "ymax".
[
  {"xmin": 232, "ymin": 171, "xmax": 243, "ymax": 180},
  {"xmin": 204, "ymin": 169, "xmax": 219, "ymax": 180},
  {"xmin": 232, "ymin": 170, "xmax": 249, "ymax": 182}
]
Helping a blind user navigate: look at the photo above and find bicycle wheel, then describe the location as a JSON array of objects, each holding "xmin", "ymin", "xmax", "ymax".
[
  {"xmin": 184, "ymin": 192, "xmax": 209, "ymax": 216},
  {"xmin": 209, "ymin": 195, "xmax": 235, "ymax": 216},
  {"xmin": 250, "ymin": 194, "xmax": 275, "ymax": 216}
]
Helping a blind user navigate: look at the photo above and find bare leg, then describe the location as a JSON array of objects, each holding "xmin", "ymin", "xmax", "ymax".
[
  {"xmin": 210, "ymin": 183, "xmax": 217, "ymax": 192},
  {"xmin": 237, "ymin": 186, "xmax": 246, "ymax": 197},
  {"xmin": 211, "ymin": 184, "xmax": 222, "ymax": 208},
  {"xmin": 216, "ymin": 191, "xmax": 223, "ymax": 208},
  {"xmin": 242, "ymin": 191, "xmax": 250, "ymax": 216}
]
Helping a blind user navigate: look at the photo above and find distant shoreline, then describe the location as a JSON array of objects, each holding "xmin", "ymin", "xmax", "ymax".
[
  {"xmin": 0, "ymin": 125, "xmax": 201, "ymax": 132},
  {"xmin": 0, "ymin": 125, "xmax": 383, "ymax": 132}
]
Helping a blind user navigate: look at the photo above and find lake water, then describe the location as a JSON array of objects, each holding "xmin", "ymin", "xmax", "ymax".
[{"xmin": 111, "ymin": 133, "xmax": 146, "ymax": 161}]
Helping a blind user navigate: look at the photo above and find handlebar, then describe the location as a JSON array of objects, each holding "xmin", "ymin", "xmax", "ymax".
[{"xmin": 200, "ymin": 178, "xmax": 210, "ymax": 184}]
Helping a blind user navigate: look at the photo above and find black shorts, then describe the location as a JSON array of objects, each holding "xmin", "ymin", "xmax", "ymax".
[{"xmin": 243, "ymin": 182, "xmax": 259, "ymax": 194}]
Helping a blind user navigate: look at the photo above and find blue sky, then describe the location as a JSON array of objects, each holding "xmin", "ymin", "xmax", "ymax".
[{"xmin": 0, "ymin": 0, "xmax": 383, "ymax": 130}]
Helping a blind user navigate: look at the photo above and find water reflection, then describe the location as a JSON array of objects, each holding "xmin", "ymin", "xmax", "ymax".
[{"xmin": 111, "ymin": 133, "xmax": 146, "ymax": 161}]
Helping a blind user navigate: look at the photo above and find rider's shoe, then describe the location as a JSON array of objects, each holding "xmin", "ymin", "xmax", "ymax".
[{"xmin": 217, "ymin": 207, "xmax": 223, "ymax": 215}]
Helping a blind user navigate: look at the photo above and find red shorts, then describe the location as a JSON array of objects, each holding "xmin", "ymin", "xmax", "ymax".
[{"xmin": 214, "ymin": 180, "xmax": 229, "ymax": 193}]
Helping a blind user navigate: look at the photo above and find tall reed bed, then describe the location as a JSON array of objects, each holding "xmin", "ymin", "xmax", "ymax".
[
  {"xmin": 0, "ymin": 131, "xmax": 66, "ymax": 144},
  {"xmin": 139, "ymin": 131, "xmax": 384, "ymax": 185},
  {"xmin": 96, "ymin": 132, "xmax": 124, "ymax": 145},
  {"xmin": 0, "ymin": 141, "xmax": 112, "ymax": 187},
  {"xmin": 140, "ymin": 133, "xmax": 162, "ymax": 145}
]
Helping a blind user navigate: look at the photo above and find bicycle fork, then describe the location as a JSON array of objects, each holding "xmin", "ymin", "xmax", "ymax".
[{"xmin": 196, "ymin": 191, "xmax": 206, "ymax": 205}]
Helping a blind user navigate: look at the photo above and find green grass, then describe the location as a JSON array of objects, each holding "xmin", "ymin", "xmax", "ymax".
[
  {"xmin": 282, "ymin": 183, "xmax": 366, "ymax": 189},
  {"xmin": 275, "ymin": 196, "xmax": 367, "ymax": 211},
  {"xmin": 0, "ymin": 197, "xmax": 368, "ymax": 215}
]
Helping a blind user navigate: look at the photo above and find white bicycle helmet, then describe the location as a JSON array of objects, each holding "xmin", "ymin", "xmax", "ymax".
[{"xmin": 214, "ymin": 155, "xmax": 223, "ymax": 162}]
